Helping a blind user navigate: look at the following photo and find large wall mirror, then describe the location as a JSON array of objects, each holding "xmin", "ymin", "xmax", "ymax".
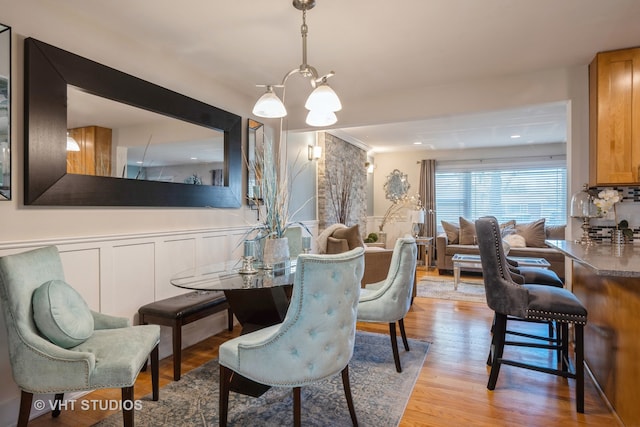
[
  {"xmin": 25, "ymin": 38, "xmax": 241, "ymax": 207},
  {"xmin": 0, "ymin": 24, "xmax": 10, "ymax": 200}
]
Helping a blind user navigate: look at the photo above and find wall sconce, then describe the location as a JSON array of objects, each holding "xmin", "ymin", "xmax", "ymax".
[
  {"xmin": 364, "ymin": 162, "xmax": 374, "ymax": 173},
  {"xmin": 308, "ymin": 145, "xmax": 322, "ymax": 161}
]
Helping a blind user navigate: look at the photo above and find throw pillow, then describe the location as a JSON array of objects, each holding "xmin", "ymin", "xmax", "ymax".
[
  {"xmin": 32, "ymin": 280, "xmax": 94, "ymax": 348},
  {"xmin": 458, "ymin": 217, "xmax": 476, "ymax": 245},
  {"xmin": 515, "ymin": 218, "xmax": 547, "ymax": 248},
  {"xmin": 545, "ymin": 224, "xmax": 566, "ymax": 240},
  {"xmin": 499, "ymin": 220, "xmax": 516, "ymax": 237},
  {"xmin": 503, "ymin": 233, "xmax": 526, "ymax": 248},
  {"xmin": 502, "ymin": 239, "xmax": 511, "ymax": 255},
  {"xmin": 331, "ymin": 224, "xmax": 364, "ymax": 250},
  {"xmin": 441, "ymin": 220, "xmax": 460, "ymax": 244},
  {"xmin": 326, "ymin": 236, "xmax": 350, "ymax": 254}
]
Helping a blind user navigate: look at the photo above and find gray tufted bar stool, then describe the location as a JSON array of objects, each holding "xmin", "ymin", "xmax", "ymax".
[
  {"xmin": 475, "ymin": 216, "xmax": 587, "ymax": 413},
  {"xmin": 485, "ymin": 255, "xmax": 566, "ymax": 365}
]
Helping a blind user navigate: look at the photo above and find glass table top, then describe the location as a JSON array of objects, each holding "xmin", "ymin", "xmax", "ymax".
[{"xmin": 170, "ymin": 259, "xmax": 297, "ymax": 292}]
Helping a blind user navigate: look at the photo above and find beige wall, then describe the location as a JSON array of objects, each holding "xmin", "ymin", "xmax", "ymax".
[
  {"xmin": 0, "ymin": 2, "xmax": 263, "ymax": 243},
  {"xmin": 367, "ymin": 65, "xmax": 591, "ymax": 244}
]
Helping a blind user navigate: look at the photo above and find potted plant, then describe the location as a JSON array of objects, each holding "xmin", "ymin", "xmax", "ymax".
[{"xmin": 246, "ymin": 135, "xmax": 312, "ymax": 266}]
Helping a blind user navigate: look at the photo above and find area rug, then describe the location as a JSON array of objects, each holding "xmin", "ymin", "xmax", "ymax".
[
  {"xmin": 94, "ymin": 331, "xmax": 429, "ymax": 426},
  {"xmin": 416, "ymin": 276, "xmax": 486, "ymax": 303}
]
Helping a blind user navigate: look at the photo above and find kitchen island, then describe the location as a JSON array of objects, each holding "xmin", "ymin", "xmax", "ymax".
[{"xmin": 547, "ymin": 240, "xmax": 640, "ymax": 426}]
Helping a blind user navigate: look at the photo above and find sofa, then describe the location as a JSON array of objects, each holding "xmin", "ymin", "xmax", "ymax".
[
  {"xmin": 317, "ymin": 223, "xmax": 394, "ymax": 286},
  {"xmin": 436, "ymin": 217, "xmax": 566, "ymax": 279}
]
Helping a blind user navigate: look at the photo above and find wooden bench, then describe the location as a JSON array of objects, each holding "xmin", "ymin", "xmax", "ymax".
[{"xmin": 139, "ymin": 291, "xmax": 233, "ymax": 380}]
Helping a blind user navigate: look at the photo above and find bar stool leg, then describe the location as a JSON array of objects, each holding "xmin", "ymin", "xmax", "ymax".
[{"xmin": 575, "ymin": 323, "xmax": 585, "ymax": 413}]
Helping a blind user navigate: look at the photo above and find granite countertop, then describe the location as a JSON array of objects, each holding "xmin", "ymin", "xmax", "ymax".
[{"xmin": 546, "ymin": 240, "xmax": 640, "ymax": 277}]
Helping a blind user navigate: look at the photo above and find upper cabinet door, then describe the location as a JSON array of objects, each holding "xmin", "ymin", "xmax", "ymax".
[{"xmin": 589, "ymin": 47, "xmax": 640, "ymax": 185}]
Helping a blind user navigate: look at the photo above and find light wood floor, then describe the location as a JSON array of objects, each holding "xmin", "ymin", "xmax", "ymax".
[{"xmin": 30, "ymin": 269, "xmax": 618, "ymax": 427}]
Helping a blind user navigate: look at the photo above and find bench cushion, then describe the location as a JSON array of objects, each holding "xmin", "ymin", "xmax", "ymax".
[{"xmin": 139, "ymin": 291, "xmax": 227, "ymax": 319}]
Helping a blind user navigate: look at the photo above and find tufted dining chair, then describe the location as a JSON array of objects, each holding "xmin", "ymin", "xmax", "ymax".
[
  {"xmin": 0, "ymin": 246, "xmax": 160, "ymax": 427},
  {"xmin": 475, "ymin": 217, "xmax": 587, "ymax": 412},
  {"xmin": 356, "ymin": 237, "xmax": 417, "ymax": 373},
  {"xmin": 218, "ymin": 247, "xmax": 365, "ymax": 427}
]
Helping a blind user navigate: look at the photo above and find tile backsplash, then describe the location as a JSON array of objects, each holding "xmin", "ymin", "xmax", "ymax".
[{"xmin": 588, "ymin": 185, "xmax": 639, "ymax": 242}]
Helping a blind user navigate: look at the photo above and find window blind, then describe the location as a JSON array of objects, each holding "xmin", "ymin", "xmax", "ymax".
[{"xmin": 435, "ymin": 161, "xmax": 567, "ymax": 227}]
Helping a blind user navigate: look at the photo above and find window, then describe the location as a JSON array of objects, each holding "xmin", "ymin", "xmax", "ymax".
[{"xmin": 435, "ymin": 158, "xmax": 566, "ymax": 227}]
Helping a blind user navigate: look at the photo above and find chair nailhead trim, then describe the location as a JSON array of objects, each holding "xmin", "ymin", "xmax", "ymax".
[{"xmin": 527, "ymin": 310, "xmax": 587, "ymax": 324}]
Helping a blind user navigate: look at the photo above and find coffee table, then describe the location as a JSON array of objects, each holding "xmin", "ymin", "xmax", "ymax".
[{"xmin": 451, "ymin": 254, "xmax": 550, "ymax": 290}]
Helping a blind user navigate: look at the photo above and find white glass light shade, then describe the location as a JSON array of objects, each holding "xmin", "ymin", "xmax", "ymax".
[
  {"xmin": 66, "ymin": 133, "xmax": 80, "ymax": 152},
  {"xmin": 308, "ymin": 145, "xmax": 322, "ymax": 160},
  {"xmin": 305, "ymin": 109, "xmax": 337, "ymax": 127},
  {"xmin": 409, "ymin": 209, "xmax": 425, "ymax": 224},
  {"xmin": 305, "ymin": 84, "xmax": 342, "ymax": 112},
  {"xmin": 570, "ymin": 184, "xmax": 598, "ymax": 218},
  {"xmin": 252, "ymin": 89, "xmax": 287, "ymax": 118}
]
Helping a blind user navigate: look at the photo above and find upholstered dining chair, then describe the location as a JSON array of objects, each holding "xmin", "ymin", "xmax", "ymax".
[
  {"xmin": 0, "ymin": 246, "xmax": 160, "ymax": 427},
  {"xmin": 475, "ymin": 217, "xmax": 587, "ymax": 412},
  {"xmin": 488, "ymin": 255, "xmax": 565, "ymax": 365},
  {"xmin": 219, "ymin": 247, "xmax": 365, "ymax": 427},
  {"xmin": 356, "ymin": 237, "xmax": 417, "ymax": 373}
]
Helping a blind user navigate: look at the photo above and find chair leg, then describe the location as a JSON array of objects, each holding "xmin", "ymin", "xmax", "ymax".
[
  {"xmin": 173, "ymin": 320, "xmax": 183, "ymax": 381},
  {"xmin": 51, "ymin": 393, "xmax": 64, "ymax": 417},
  {"xmin": 17, "ymin": 391, "xmax": 33, "ymax": 427},
  {"xmin": 398, "ymin": 318, "xmax": 410, "ymax": 351},
  {"xmin": 561, "ymin": 323, "xmax": 570, "ymax": 372},
  {"xmin": 341, "ymin": 366, "xmax": 359, "ymax": 426},
  {"xmin": 151, "ymin": 344, "xmax": 159, "ymax": 401},
  {"xmin": 219, "ymin": 365, "xmax": 232, "ymax": 427},
  {"xmin": 487, "ymin": 313, "xmax": 507, "ymax": 390},
  {"xmin": 389, "ymin": 322, "xmax": 402, "ymax": 373},
  {"xmin": 293, "ymin": 387, "xmax": 301, "ymax": 427},
  {"xmin": 122, "ymin": 386, "xmax": 134, "ymax": 427},
  {"xmin": 575, "ymin": 323, "xmax": 585, "ymax": 413},
  {"xmin": 140, "ymin": 316, "xmax": 148, "ymax": 372}
]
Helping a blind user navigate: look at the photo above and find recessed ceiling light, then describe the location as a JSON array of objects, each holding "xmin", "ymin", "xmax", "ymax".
[
  {"xmin": 413, "ymin": 141, "xmax": 422, "ymax": 145},
  {"xmin": 510, "ymin": 134, "xmax": 521, "ymax": 139}
]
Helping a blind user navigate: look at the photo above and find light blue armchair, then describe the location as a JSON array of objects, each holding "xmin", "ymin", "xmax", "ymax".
[
  {"xmin": 219, "ymin": 247, "xmax": 365, "ymax": 427},
  {"xmin": 0, "ymin": 246, "xmax": 160, "ymax": 426},
  {"xmin": 357, "ymin": 237, "xmax": 417, "ymax": 372}
]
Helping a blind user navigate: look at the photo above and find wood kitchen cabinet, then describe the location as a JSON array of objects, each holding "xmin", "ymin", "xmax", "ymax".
[
  {"xmin": 67, "ymin": 126, "xmax": 112, "ymax": 176},
  {"xmin": 589, "ymin": 47, "xmax": 640, "ymax": 185}
]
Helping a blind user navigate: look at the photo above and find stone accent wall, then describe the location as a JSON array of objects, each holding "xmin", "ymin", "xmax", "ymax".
[{"xmin": 317, "ymin": 133, "xmax": 367, "ymax": 234}]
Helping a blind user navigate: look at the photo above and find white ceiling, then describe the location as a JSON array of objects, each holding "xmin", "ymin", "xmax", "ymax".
[{"xmin": 56, "ymin": 0, "xmax": 640, "ymax": 153}]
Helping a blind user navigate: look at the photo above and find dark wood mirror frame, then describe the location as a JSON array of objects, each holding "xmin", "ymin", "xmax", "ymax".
[
  {"xmin": 0, "ymin": 24, "xmax": 10, "ymax": 200},
  {"xmin": 24, "ymin": 37, "xmax": 242, "ymax": 207}
]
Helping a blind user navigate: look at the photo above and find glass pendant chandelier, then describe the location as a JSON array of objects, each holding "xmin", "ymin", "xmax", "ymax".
[{"xmin": 252, "ymin": 0, "xmax": 341, "ymax": 127}]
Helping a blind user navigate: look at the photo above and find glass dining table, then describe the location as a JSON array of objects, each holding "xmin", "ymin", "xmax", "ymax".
[
  {"xmin": 170, "ymin": 259, "xmax": 297, "ymax": 397},
  {"xmin": 171, "ymin": 259, "xmax": 297, "ymax": 335}
]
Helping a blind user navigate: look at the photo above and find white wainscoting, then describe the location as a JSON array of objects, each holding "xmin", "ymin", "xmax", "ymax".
[{"xmin": 0, "ymin": 222, "xmax": 318, "ymax": 427}]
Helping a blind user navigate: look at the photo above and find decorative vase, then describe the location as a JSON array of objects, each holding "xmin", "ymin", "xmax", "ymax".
[
  {"xmin": 262, "ymin": 237, "xmax": 290, "ymax": 269},
  {"xmin": 611, "ymin": 229, "xmax": 626, "ymax": 245},
  {"xmin": 378, "ymin": 231, "xmax": 387, "ymax": 245}
]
